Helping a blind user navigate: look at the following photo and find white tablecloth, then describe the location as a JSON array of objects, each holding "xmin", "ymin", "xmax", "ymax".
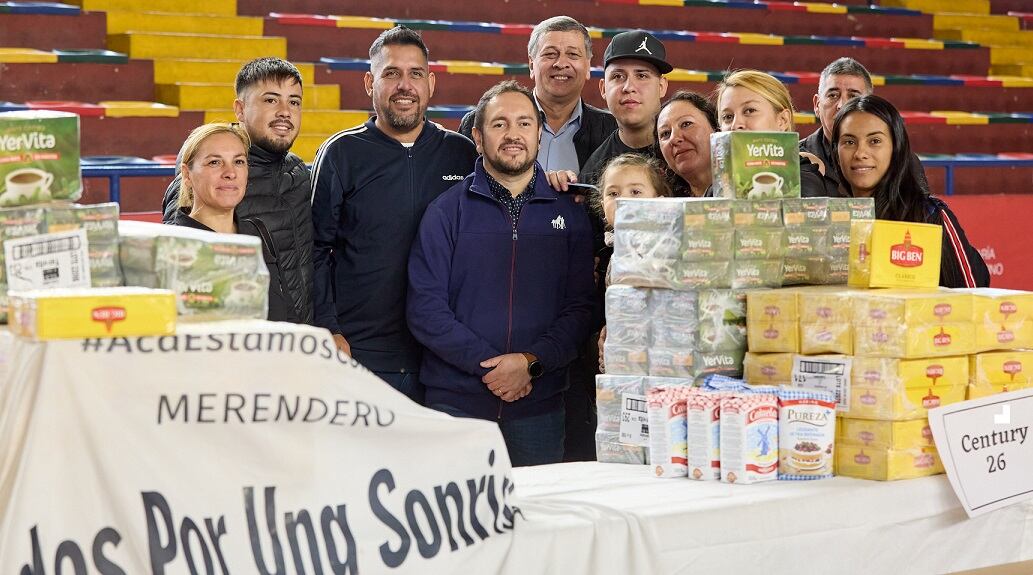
[{"xmin": 507, "ymin": 463, "xmax": 1033, "ymax": 575}]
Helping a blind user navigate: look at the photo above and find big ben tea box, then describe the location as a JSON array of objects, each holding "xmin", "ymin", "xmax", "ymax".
[
  {"xmin": 0, "ymin": 110, "xmax": 82, "ymax": 207},
  {"xmin": 710, "ymin": 131, "xmax": 800, "ymax": 199},
  {"xmin": 849, "ymin": 219, "xmax": 942, "ymax": 289}
]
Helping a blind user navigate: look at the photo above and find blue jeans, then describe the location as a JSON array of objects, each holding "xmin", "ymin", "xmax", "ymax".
[
  {"xmin": 428, "ymin": 402, "xmax": 565, "ymax": 467},
  {"xmin": 374, "ymin": 370, "xmax": 424, "ymax": 405}
]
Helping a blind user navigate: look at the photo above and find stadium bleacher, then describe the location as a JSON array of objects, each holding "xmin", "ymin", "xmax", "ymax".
[{"xmin": 0, "ymin": 0, "xmax": 1029, "ymax": 210}]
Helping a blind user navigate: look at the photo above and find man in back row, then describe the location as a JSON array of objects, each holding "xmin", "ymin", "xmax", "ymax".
[
  {"xmin": 310, "ymin": 27, "xmax": 478, "ymax": 402},
  {"xmin": 162, "ymin": 57, "xmax": 314, "ymax": 324},
  {"xmin": 802, "ymin": 56, "xmax": 928, "ymax": 193},
  {"xmin": 460, "ymin": 15, "xmax": 616, "ymax": 174}
]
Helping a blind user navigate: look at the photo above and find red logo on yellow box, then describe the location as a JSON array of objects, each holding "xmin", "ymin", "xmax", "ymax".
[
  {"xmin": 890, "ymin": 230, "xmax": 924, "ymax": 267},
  {"xmin": 91, "ymin": 306, "xmax": 127, "ymax": 333}
]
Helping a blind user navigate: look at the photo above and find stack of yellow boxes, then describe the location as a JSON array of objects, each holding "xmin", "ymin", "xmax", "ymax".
[
  {"xmin": 966, "ymin": 288, "xmax": 1033, "ymax": 400},
  {"xmin": 745, "ymin": 286, "xmax": 1033, "ymax": 481}
]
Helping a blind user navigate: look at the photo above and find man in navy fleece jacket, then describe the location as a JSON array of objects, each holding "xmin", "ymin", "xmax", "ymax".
[{"xmin": 407, "ymin": 81, "xmax": 595, "ymax": 466}]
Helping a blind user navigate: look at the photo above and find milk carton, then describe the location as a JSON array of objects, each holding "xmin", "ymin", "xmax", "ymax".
[
  {"xmin": 0, "ymin": 110, "xmax": 82, "ymax": 206},
  {"xmin": 720, "ymin": 392, "xmax": 779, "ymax": 483},
  {"xmin": 710, "ymin": 131, "xmax": 800, "ymax": 199}
]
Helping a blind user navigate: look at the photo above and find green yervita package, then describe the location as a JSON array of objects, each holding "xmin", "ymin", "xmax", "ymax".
[
  {"xmin": 0, "ymin": 110, "xmax": 82, "ymax": 207},
  {"xmin": 710, "ymin": 131, "xmax": 800, "ymax": 199}
]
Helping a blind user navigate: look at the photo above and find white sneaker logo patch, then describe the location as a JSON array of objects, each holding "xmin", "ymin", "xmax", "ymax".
[{"xmin": 552, "ymin": 215, "xmax": 566, "ymax": 230}]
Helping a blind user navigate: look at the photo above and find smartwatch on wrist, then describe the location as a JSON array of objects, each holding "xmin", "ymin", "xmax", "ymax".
[{"xmin": 522, "ymin": 353, "xmax": 544, "ymax": 379}]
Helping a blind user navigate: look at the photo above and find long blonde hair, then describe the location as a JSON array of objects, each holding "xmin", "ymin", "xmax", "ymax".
[
  {"xmin": 715, "ymin": 70, "xmax": 795, "ymax": 131},
  {"xmin": 178, "ymin": 123, "xmax": 251, "ymax": 208}
]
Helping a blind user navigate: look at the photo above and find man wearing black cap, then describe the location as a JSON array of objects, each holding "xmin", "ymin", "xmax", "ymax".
[{"xmin": 577, "ymin": 29, "xmax": 671, "ymax": 186}]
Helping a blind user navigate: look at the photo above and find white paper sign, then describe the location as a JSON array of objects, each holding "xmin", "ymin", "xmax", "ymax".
[
  {"xmin": 791, "ymin": 354, "xmax": 851, "ymax": 411},
  {"xmin": 619, "ymin": 392, "xmax": 649, "ymax": 446},
  {"xmin": 3, "ymin": 229, "xmax": 90, "ymax": 291},
  {"xmin": 928, "ymin": 388, "xmax": 1033, "ymax": 518}
]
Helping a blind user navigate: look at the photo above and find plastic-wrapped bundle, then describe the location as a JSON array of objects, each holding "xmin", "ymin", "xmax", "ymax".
[{"xmin": 119, "ymin": 220, "xmax": 269, "ymax": 322}]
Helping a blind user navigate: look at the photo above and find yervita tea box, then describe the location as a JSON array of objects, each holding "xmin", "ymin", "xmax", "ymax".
[
  {"xmin": 0, "ymin": 110, "xmax": 82, "ymax": 207},
  {"xmin": 710, "ymin": 131, "xmax": 800, "ymax": 199}
]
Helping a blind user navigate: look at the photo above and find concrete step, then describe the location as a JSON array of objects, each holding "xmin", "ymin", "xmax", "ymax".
[
  {"xmin": 105, "ymin": 11, "xmax": 263, "ymax": 36},
  {"xmin": 153, "ymin": 59, "xmax": 315, "ymax": 85},
  {"xmin": 933, "ymin": 12, "xmax": 1019, "ymax": 31},
  {"xmin": 72, "ymin": 0, "xmax": 236, "ymax": 16},
  {"xmin": 936, "ymin": 27, "xmax": 1033, "ymax": 47},
  {"xmin": 107, "ymin": 32, "xmax": 285, "ymax": 60},
  {"xmin": 883, "ymin": 0, "xmax": 990, "ymax": 14},
  {"xmin": 155, "ymin": 82, "xmax": 339, "ymax": 110},
  {"xmin": 991, "ymin": 45, "xmax": 1032, "ymax": 64}
]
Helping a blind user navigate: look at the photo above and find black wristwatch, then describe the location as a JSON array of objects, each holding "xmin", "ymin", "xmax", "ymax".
[{"xmin": 523, "ymin": 353, "xmax": 544, "ymax": 379}]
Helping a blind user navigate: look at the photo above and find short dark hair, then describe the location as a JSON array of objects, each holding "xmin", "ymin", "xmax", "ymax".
[
  {"xmin": 528, "ymin": 16, "xmax": 592, "ymax": 60},
  {"xmin": 473, "ymin": 80, "xmax": 539, "ymax": 134},
  {"xmin": 819, "ymin": 57, "xmax": 873, "ymax": 96},
  {"xmin": 659, "ymin": 90, "xmax": 718, "ymax": 131},
  {"xmin": 369, "ymin": 26, "xmax": 429, "ymax": 70},
  {"xmin": 235, "ymin": 57, "xmax": 303, "ymax": 97}
]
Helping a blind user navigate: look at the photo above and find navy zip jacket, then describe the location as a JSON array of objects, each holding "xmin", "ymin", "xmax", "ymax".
[
  {"xmin": 407, "ymin": 158, "xmax": 596, "ymax": 421},
  {"xmin": 311, "ymin": 118, "xmax": 478, "ymax": 372}
]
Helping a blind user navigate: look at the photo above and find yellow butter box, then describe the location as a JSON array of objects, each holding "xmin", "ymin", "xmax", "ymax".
[
  {"xmin": 852, "ymin": 289, "xmax": 973, "ymax": 326},
  {"xmin": 967, "ymin": 381, "xmax": 1033, "ymax": 400},
  {"xmin": 965, "ymin": 288, "xmax": 1033, "ymax": 323},
  {"xmin": 853, "ymin": 355, "xmax": 969, "ymax": 389},
  {"xmin": 853, "ymin": 322, "xmax": 974, "ymax": 358},
  {"xmin": 849, "ymin": 220, "xmax": 942, "ymax": 289},
  {"xmin": 797, "ymin": 286, "xmax": 859, "ymax": 323},
  {"xmin": 8, "ymin": 287, "xmax": 177, "ymax": 340},
  {"xmin": 747, "ymin": 319, "xmax": 799, "ymax": 353},
  {"xmin": 847, "ymin": 383, "xmax": 966, "ymax": 420},
  {"xmin": 839, "ymin": 418, "xmax": 933, "ymax": 450},
  {"xmin": 969, "ymin": 350, "xmax": 1033, "ymax": 387},
  {"xmin": 975, "ymin": 319, "xmax": 1033, "ymax": 352},
  {"xmin": 800, "ymin": 322, "xmax": 852, "ymax": 355},
  {"xmin": 743, "ymin": 352, "xmax": 794, "ymax": 385},
  {"xmin": 836, "ymin": 445, "xmax": 943, "ymax": 481},
  {"xmin": 746, "ymin": 288, "xmax": 799, "ymax": 323}
]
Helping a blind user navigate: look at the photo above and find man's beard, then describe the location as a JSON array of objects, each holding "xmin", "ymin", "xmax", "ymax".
[
  {"xmin": 487, "ymin": 152, "xmax": 536, "ymax": 177},
  {"xmin": 252, "ymin": 133, "xmax": 294, "ymax": 156},
  {"xmin": 383, "ymin": 107, "xmax": 422, "ymax": 133}
]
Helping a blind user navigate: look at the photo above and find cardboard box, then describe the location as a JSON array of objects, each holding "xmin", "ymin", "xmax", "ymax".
[
  {"xmin": 710, "ymin": 131, "xmax": 801, "ymax": 199},
  {"xmin": 849, "ymin": 219, "xmax": 943, "ymax": 289},
  {"xmin": 969, "ymin": 350, "xmax": 1033, "ymax": 387},
  {"xmin": 747, "ymin": 319, "xmax": 799, "ymax": 353},
  {"xmin": 836, "ymin": 445, "xmax": 943, "ymax": 480},
  {"xmin": 853, "ymin": 322, "xmax": 974, "ymax": 358},
  {"xmin": 8, "ymin": 287, "xmax": 176, "ymax": 340},
  {"xmin": 0, "ymin": 110, "xmax": 82, "ymax": 207},
  {"xmin": 838, "ymin": 418, "xmax": 934, "ymax": 450},
  {"xmin": 852, "ymin": 289, "xmax": 973, "ymax": 326},
  {"xmin": 846, "ymin": 383, "xmax": 966, "ymax": 421},
  {"xmin": 743, "ymin": 352, "xmax": 794, "ymax": 385}
]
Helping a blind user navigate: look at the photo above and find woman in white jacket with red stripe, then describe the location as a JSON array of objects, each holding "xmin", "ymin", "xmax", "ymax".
[{"xmin": 831, "ymin": 95, "xmax": 990, "ymax": 288}]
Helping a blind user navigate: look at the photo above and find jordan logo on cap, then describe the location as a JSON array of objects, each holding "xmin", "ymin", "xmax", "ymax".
[{"xmin": 635, "ymin": 38, "xmax": 652, "ymax": 55}]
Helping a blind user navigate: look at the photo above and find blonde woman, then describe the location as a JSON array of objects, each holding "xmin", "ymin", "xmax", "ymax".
[
  {"xmin": 714, "ymin": 70, "xmax": 835, "ymax": 197},
  {"xmin": 172, "ymin": 123, "xmax": 303, "ymax": 322}
]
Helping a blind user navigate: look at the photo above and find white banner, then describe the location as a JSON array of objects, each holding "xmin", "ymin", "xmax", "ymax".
[{"xmin": 0, "ymin": 321, "xmax": 519, "ymax": 574}]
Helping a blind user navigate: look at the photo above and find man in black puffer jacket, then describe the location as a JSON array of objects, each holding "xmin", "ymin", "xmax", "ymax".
[{"xmin": 162, "ymin": 57, "xmax": 314, "ymax": 324}]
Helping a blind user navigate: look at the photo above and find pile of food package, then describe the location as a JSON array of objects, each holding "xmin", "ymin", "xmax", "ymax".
[
  {"xmin": 743, "ymin": 287, "xmax": 1033, "ymax": 480},
  {"xmin": 119, "ymin": 220, "xmax": 269, "ymax": 322},
  {"xmin": 782, "ymin": 198, "xmax": 875, "ymax": 286},
  {"xmin": 0, "ymin": 203, "xmax": 121, "ymax": 322}
]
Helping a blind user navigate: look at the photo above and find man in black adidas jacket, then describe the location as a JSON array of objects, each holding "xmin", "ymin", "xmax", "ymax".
[
  {"xmin": 162, "ymin": 57, "xmax": 313, "ymax": 324},
  {"xmin": 458, "ymin": 16, "xmax": 616, "ymax": 173},
  {"xmin": 311, "ymin": 27, "xmax": 478, "ymax": 403}
]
